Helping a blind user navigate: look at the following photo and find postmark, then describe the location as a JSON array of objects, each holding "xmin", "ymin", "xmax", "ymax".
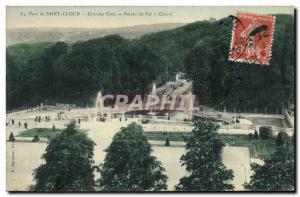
[{"xmin": 229, "ymin": 11, "xmax": 276, "ymax": 65}]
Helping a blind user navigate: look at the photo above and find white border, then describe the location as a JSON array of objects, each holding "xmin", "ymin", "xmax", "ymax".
[{"xmin": 1, "ymin": 1, "xmax": 299, "ymax": 197}]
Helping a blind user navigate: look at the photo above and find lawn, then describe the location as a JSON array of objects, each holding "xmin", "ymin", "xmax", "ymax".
[
  {"xmin": 16, "ymin": 128, "xmax": 294, "ymax": 160},
  {"xmin": 219, "ymin": 134, "xmax": 279, "ymax": 159},
  {"xmin": 17, "ymin": 128, "xmax": 63, "ymax": 139},
  {"xmin": 143, "ymin": 131, "xmax": 294, "ymax": 160}
]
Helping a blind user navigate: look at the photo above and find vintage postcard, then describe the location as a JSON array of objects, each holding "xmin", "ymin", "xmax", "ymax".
[{"xmin": 6, "ymin": 6, "xmax": 295, "ymax": 192}]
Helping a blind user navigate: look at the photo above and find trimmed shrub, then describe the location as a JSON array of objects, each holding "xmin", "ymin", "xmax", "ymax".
[
  {"xmin": 254, "ymin": 130, "xmax": 259, "ymax": 139},
  {"xmin": 165, "ymin": 138, "xmax": 170, "ymax": 146},
  {"xmin": 32, "ymin": 135, "xmax": 40, "ymax": 142},
  {"xmin": 259, "ymin": 127, "xmax": 272, "ymax": 139},
  {"xmin": 9, "ymin": 132, "xmax": 15, "ymax": 142},
  {"xmin": 276, "ymin": 131, "xmax": 289, "ymax": 146},
  {"xmin": 248, "ymin": 133, "xmax": 254, "ymax": 139}
]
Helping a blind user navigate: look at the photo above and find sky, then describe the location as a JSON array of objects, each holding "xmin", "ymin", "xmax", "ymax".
[{"xmin": 6, "ymin": 6, "xmax": 294, "ymax": 29}]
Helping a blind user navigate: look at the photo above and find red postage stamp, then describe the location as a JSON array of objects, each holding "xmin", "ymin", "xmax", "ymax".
[{"xmin": 229, "ymin": 11, "xmax": 276, "ymax": 65}]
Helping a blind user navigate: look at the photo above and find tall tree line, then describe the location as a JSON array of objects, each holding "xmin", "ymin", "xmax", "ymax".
[
  {"xmin": 7, "ymin": 35, "xmax": 168, "ymax": 109},
  {"xmin": 184, "ymin": 14, "xmax": 294, "ymax": 113},
  {"xmin": 7, "ymin": 15, "xmax": 294, "ymax": 111}
]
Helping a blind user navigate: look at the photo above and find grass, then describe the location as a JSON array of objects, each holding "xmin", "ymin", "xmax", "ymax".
[
  {"xmin": 143, "ymin": 131, "xmax": 294, "ymax": 160},
  {"xmin": 144, "ymin": 131, "xmax": 191, "ymax": 141},
  {"xmin": 218, "ymin": 134, "xmax": 279, "ymax": 159},
  {"xmin": 17, "ymin": 128, "xmax": 294, "ymax": 160},
  {"xmin": 17, "ymin": 128, "xmax": 63, "ymax": 139}
]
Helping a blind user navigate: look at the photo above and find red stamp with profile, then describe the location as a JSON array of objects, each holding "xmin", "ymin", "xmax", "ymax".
[{"xmin": 229, "ymin": 11, "xmax": 276, "ymax": 65}]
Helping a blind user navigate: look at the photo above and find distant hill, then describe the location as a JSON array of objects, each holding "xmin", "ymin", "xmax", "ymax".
[
  {"xmin": 6, "ymin": 23, "xmax": 185, "ymax": 46},
  {"xmin": 6, "ymin": 15, "xmax": 294, "ymax": 112}
]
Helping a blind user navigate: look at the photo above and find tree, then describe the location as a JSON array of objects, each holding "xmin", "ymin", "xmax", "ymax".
[
  {"xmin": 165, "ymin": 138, "xmax": 170, "ymax": 146},
  {"xmin": 248, "ymin": 133, "xmax": 254, "ymax": 139},
  {"xmin": 32, "ymin": 134, "xmax": 40, "ymax": 142},
  {"xmin": 175, "ymin": 119, "xmax": 234, "ymax": 191},
  {"xmin": 259, "ymin": 127, "xmax": 272, "ymax": 139},
  {"xmin": 9, "ymin": 132, "xmax": 15, "ymax": 142},
  {"xmin": 245, "ymin": 146, "xmax": 295, "ymax": 191},
  {"xmin": 30, "ymin": 121, "xmax": 96, "ymax": 191},
  {"xmin": 183, "ymin": 15, "xmax": 294, "ymax": 112},
  {"xmin": 254, "ymin": 129, "xmax": 259, "ymax": 139},
  {"xmin": 99, "ymin": 123, "xmax": 167, "ymax": 191},
  {"xmin": 6, "ymin": 15, "xmax": 294, "ymax": 111},
  {"xmin": 276, "ymin": 131, "xmax": 288, "ymax": 147}
]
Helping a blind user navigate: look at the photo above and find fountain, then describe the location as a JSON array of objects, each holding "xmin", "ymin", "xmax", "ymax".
[
  {"xmin": 184, "ymin": 91, "xmax": 193, "ymax": 114},
  {"xmin": 151, "ymin": 83, "xmax": 156, "ymax": 95},
  {"xmin": 95, "ymin": 91, "xmax": 103, "ymax": 120},
  {"xmin": 148, "ymin": 83, "xmax": 157, "ymax": 117}
]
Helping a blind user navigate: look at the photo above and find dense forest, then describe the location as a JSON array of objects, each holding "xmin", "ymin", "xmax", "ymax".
[
  {"xmin": 184, "ymin": 14, "xmax": 294, "ymax": 113},
  {"xmin": 7, "ymin": 14, "xmax": 294, "ymax": 112}
]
